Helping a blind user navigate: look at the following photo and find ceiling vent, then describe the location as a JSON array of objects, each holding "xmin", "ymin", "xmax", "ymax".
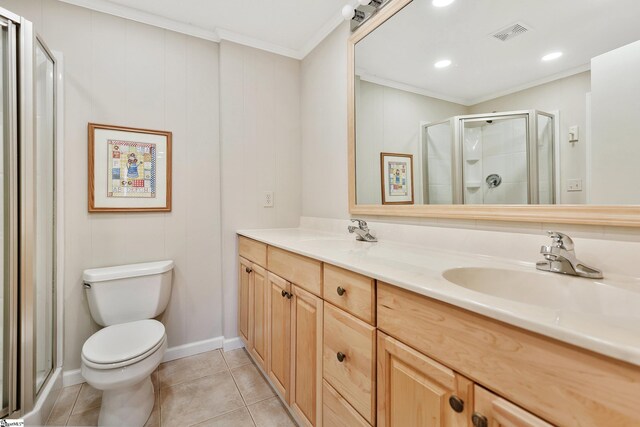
[{"xmin": 490, "ymin": 23, "xmax": 531, "ymax": 42}]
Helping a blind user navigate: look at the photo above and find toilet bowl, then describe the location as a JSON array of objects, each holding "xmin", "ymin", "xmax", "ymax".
[{"xmin": 81, "ymin": 261, "xmax": 174, "ymax": 427}]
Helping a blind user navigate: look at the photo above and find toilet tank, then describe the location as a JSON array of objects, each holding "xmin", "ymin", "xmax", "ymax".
[{"xmin": 83, "ymin": 260, "xmax": 174, "ymax": 326}]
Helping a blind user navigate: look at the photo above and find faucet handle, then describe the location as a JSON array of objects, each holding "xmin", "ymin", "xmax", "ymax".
[
  {"xmin": 351, "ymin": 219, "xmax": 368, "ymax": 230},
  {"xmin": 546, "ymin": 231, "xmax": 574, "ymax": 250}
]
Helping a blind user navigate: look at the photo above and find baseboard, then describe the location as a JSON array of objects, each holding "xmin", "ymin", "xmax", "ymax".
[
  {"xmin": 62, "ymin": 335, "xmax": 232, "ymax": 387},
  {"xmin": 162, "ymin": 335, "xmax": 224, "ymax": 362},
  {"xmin": 24, "ymin": 367, "xmax": 63, "ymax": 425},
  {"xmin": 223, "ymin": 337, "xmax": 245, "ymax": 352},
  {"xmin": 63, "ymin": 368, "xmax": 84, "ymax": 387}
]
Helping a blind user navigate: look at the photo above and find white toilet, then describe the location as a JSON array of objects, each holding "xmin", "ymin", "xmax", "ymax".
[{"xmin": 81, "ymin": 260, "xmax": 174, "ymax": 427}]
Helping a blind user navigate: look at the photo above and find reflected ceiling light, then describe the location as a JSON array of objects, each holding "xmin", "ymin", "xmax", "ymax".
[
  {"xmin": 542, "ymin": 51, "xmax": 563, "ymax": 61},
  {"xmin": 433, "ymin": 0, "xmax": 455, "ymax": 7},
  {"xmin": 434, "ymin": 59, "xmax": 452, "ymax": 68}
]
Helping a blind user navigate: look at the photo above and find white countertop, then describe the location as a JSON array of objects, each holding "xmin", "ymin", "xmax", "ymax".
[{"xmin": 238, "ymin": 227, "xmax": 640, "ymax": 366}]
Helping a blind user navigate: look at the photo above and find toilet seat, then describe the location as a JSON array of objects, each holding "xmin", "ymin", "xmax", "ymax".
[{"xmin": 82, "ymin": 319, "xmax": 166, "ymax": 370}]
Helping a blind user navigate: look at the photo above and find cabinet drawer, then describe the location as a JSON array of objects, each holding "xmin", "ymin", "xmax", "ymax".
[
  {"xmin": 323, "ymin": 264, "xmax": 375, "ymax": 324},
  {"xmin": 268, "ymin": 246, "xmax": 322, "ymax": 296},
  {"xmin": 323, "ymin": 303, "xmax": 376, "ymax": 424},
  {"xmin": 323, "ymin": 380, "xmax": 371, "ymax": 427},
  {"xmin": 238, "ymin": 236, "xmax": 267, "ymax": 268}
]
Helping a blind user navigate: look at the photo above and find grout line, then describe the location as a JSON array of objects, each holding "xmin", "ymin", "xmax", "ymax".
[{"xmin": 64, "ymin": 385, "xmax": 83, "ymax": 426}]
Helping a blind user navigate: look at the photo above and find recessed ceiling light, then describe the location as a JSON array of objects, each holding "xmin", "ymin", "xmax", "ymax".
[
  {"xmin": 432, "ymin": 0, "xmax": 455, "ymax": 7},
  {"xmin": 434, "ymin": 59, "xmax": 452, "ymax": 69},
  {"xmin": 542, "ymin": 52, "xmax": 563, "ymax": 62}
]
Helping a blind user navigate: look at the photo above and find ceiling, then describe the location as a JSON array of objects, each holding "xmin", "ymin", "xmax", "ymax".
[
  {"xmin": 356, "ymin": 0, "xmax": 640, "ymax": 105},
  {"xmin": 59, "ymin": 0, "xmax": 347, "ymax": 59}
]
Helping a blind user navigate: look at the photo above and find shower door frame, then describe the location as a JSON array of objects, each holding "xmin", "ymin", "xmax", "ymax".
[
  {"xmin": 0, "ymin": 6, "xmax": 21, "ymax": 419},
  {"xmin": 458, "ymin": 111, "xmax": 535, "ymax": 204}
]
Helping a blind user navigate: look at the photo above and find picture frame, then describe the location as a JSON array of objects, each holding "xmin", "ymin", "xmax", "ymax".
[
  {"xmin": 88, "ymin": 123, "xmax": 172, "ymax": 212},
  {"xmin": 380, "ymin": 152, "xmax": 414, "ymax": 205}
]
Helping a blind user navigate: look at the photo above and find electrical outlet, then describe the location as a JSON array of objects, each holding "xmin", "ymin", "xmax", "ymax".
[
  {"xmin": 567, "ymin": 179, "xmax": 583, "ymax": 192},
  {"xmin": 263, "ymin": 191, "xmax": 274, "ymax": 208}
]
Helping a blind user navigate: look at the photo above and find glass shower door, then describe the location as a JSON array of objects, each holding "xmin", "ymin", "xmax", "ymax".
[
  {"xmin": 0, "ymin": 12, "xmax": 18, "ymax": 417},
  {"xmin": 34, "ymin": 38, "xmax": 56, "ymax": 395}
]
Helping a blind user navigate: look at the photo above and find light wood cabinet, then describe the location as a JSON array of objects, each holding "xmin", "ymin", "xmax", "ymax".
[
  {"xmin": 323, "ymin": 264, "xmax": 375, "ymax": 324},
  {"xmin": 323, "ymin": 380, "xmax": 371, "ymax": 427},
  {"xmin": 377, "ymin": 331, "xmax": 472, "ymax": 427},
  {"xmin": 473, "ymin": 386, "xmax": 553, "ymax": 427},
  {"xmin": 249, "ymin": 264, "xmax": 268, "ymax": 369},
  {"xmin": 267, "ymin": 272, "xmax": 291, "ymax": 402},
  {"xmin": 323, "ymin": 303, "xmax": 376, "ymax": 424},
  {"xmin": 238, "ymin": 257, "xmax": 251, "ymax": 346},
  {"xmin": 291, "ymin": 285, "xmax": 324, "ymax": 427}
]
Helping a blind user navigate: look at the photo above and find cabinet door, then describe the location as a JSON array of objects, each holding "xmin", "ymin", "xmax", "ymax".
[
  {"xmin": 377, "ymin": 332, "xmax": 472, "ymax": 427},
  {"xmin": 238, "ymin": 257, "xmax": 252, "ymax": 346},
  {"xmin": 249, "ymin": 264, "xmax": 268, "ymax": 369},
  {"xmin": 267, "ymin": 272, "xmax": 291, "ymax": 402},
  {"xmin": 290, "ymin": 285, "xmax": 323, "ymax": 427},
  {"xmin": 473, "ymin": 386, "xmax": 554, "ymax": 427}
]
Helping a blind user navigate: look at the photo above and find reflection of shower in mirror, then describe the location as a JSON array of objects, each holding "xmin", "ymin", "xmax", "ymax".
[{"xmin": 421, "ymin": 110, "xmax": 555, "ymax": 205}]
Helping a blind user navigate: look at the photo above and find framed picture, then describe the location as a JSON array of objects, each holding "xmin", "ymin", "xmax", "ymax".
[
  {"xmin": 380, "ymin": 152, "xmax": 414, "ymax": 205},
  {"xmin": 88, "ymin": 123, "xmax": 172, "ymax": 212}
]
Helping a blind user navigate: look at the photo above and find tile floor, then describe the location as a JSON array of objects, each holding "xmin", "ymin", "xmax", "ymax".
[{"xmin": 45, "ymin": 348, "xmax": 298, "ymax": 427}]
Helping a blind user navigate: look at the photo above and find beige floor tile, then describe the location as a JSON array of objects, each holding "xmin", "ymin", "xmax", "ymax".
[
  {"xmin": 160, "ymin": 370, "xmax": 244, "ymax": 426},
  {"xmin": 193, "ymin": 407, "xmax": 256, "ymax": 427},
  {"xmin": 222, "ymin": 348, "xmax": 252, "ymax": 370},
  {"xmin": 71, "ymin": 383, "xmax": 102, "ymax": 415},
  {"xmin": 46, "ymin": 384, "xmax": 82, "ymax": 426},
  {"xmin": 159, "ymin": 350, "xmax": 228, "ymax": 389},
  {"xmin": 248, "ymin": 397, "xmax": 296, "ymax": 427},
  {"xmin": 66, "ymin": 405, "xmax": 100, "ymax": 427},
  {"xmin": 230, "ymin": 364, "xmax": 275, "ymax": 405},
  {"xmin": 144, "ymin": 402, "xmax": 160, "ymax": 427}
]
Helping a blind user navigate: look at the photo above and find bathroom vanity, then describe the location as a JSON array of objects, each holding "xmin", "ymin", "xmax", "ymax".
[{"xmin": 236, "ymin": 230, "xmax": 640, "ymax": 427}]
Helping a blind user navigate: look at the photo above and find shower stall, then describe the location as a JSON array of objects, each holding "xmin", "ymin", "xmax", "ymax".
[
  {"xmin": 421, "ymin": 110, "xmax": 555, "ymax": 205},
  {"xmin": 0, "ymin": 6, "xmax": 62, "ymax": 419}
]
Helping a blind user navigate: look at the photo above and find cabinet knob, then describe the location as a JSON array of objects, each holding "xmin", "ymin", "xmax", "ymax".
[
  {"xmin": 471, "ymin": 412, "xmax": 488, "ymax": 427},
  {"xmin": 336, "ymin": 286, "xmax": 346, "ymax": 296},
  {"xmin": 448, "ymin": 395, "xmax": 464, "ymax": 413},
  {"xmin": 245, "ymin": 267, "xmax": 252, "ymax": 273},
  {"xmin": 281, "ymin": 290, "xmax": 292, "ymax": 299},
  {"xmin": 336, "ymin": 352, "xmax": 346, "ymax": 363}
]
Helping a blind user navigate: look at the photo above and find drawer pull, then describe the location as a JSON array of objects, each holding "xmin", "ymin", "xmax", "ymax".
[
  {"xmin": 281, "ymin": 290, "xmax": 292, "ymax": 299},
  {"xmin": 336, "ymin": 286, "xmax": 346, "ymax": 296},
  {"xmin": 336, "ymin": 352, "xmax": 346, "ymax": 363},
  {"xmin": 471, "ymin": 412, "xmax": 488, "ymax": 427},
  {"xmin": 245, "ymin": 267, "xmax": 252, "ymax": 273},
  {"xmin": 449, "ymin": 395, "xmax": 464, "ymax": 413}
]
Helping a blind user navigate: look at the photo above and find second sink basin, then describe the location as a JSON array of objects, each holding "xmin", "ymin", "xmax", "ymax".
[{"xmin": 442, "ymin": 267, "xmax": 640, "ymax": 318}]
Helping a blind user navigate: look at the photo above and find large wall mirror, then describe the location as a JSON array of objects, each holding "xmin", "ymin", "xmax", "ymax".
[{"xmin": 348, "ymin": 0, "xmax": 640, "ymax": 225}]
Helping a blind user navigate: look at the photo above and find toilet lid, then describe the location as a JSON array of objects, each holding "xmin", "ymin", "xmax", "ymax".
[{"xmin": 82, "ymin": 319, "xmax": 165, "ymax": 365}]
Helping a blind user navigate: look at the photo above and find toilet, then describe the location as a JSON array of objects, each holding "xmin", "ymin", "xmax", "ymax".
[{"xmin": 80, "ymin": 260, "xmax": 174, "ymax": 427}]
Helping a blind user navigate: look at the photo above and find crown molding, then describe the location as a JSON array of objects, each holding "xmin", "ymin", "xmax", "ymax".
[{"xmin": 57, "ymin": 0, "xmax": 342, "ymax": 60}]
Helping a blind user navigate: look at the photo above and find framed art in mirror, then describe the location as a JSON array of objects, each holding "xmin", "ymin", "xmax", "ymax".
[{"xmin": 88, "ymin": 123, "xmax": 172, "ymax": 212}]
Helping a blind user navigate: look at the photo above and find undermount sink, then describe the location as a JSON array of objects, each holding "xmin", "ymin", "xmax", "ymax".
[{"xmin": 442, "ymin": 267, "xmax": 640, "ymax": 318}]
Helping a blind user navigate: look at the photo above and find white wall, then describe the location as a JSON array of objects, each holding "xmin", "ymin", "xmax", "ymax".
[
  {"xmin": 2, "ymin": 0, "xmax": 222, "ymax": 371},
  {"xmin": 470, "ymin": 72, "xmax": 591, "ymax": 204},
  {"xmin": 219, "ymin": 41, "xmax": 302, "ymax": 340},
  {"xmin": 355, "ymin": 79, "xmax": 468, "ymax": 204},
  {"xmin": 590, "ymin": 40, "xmax": 640, "ymax": 204},
  {"xmin": 301, "ymin": 22, "xmax": 351, "ymax": 219}
]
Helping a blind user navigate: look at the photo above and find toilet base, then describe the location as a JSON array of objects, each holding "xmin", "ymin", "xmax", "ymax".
[{"xmin": 98, "ymin": 376, "xmax": 154, "ymax": 427}]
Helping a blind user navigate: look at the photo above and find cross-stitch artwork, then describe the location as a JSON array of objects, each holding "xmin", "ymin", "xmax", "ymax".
[
  {"xmin": 388, "ymin": 161, "xmax": 408, "ymax": 196},
  {"xmin": 107, "ymin": 140, "xmax": 156, "ymax": 198}
]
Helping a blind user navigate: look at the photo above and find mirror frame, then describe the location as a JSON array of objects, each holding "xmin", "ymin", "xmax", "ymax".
[{"xmin": 348, "ymin": 0, "xmax": 640, "ymax": 227}]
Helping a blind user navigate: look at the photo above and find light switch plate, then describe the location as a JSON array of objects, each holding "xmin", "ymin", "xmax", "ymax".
[
  {"xmin": 569, "ymin": 125, "xmax": 579, "ymax": 142},
  {"xmin": 263, "ymin": 191, "xmax": 274, "ymax": 207}
]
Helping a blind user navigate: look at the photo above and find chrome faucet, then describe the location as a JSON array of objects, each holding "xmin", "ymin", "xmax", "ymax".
[
  {"xmin": 536, "ymin": 231, "xmax": 603, "ymax": 279},
  {"xmin": 348, "ymin": 219, "xmax": 377, "ymax": 242}
]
